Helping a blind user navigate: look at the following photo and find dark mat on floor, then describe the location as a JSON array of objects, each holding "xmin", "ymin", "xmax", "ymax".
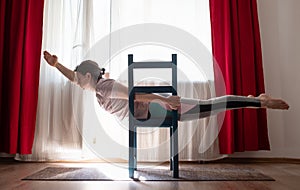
[{"xmin": 23, "ymin": 166, "xmax": 274, "ymax": 181}]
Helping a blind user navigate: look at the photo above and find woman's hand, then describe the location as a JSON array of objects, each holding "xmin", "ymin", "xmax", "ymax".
[
  {"xmin": 43, "ymin": 51, "xmax": 58, "ymax": 67},
  {"xmin": 166, "ymin": 96, "xmax": 181, "ymax": 110},
  {"xmin": 134, "ymin": 94, "xmax": 181, "ymax": 110}
]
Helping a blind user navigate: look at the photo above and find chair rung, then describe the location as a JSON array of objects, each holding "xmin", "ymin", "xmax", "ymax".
[
  {"xmin": 134, "ymin": 118, "xmax": 173, "ymax": 127},
  {"xmin": 133, "ymin": 86, "xmax": 175, "ymax": 93},
  {"xmin": 132, "ymin": 62, "xmax": 173, "ymax": 68}
]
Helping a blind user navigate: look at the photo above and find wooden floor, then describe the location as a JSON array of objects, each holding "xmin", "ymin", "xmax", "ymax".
[{"xmin": 1, "ymin": 158, "xmax": 300, "ymax": 190}]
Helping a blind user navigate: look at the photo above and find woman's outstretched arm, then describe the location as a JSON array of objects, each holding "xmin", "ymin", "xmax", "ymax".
[
  {"xmin": 43, "ymin": 51, "xmax": 75, "ymax": 82},
  {"xmin": 135, "ymin": 94, "xmax": 180, "ymax": 110}
]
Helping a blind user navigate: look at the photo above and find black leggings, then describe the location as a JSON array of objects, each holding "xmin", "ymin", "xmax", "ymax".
[{"xmin": 148, "ymin": 95, "xmax": 261, "ymax": 121}]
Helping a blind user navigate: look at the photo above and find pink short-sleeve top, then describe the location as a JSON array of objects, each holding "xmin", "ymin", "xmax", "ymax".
[{"xmin": 95, "ymin": 78, "xmax": 149, "ymax": 120}]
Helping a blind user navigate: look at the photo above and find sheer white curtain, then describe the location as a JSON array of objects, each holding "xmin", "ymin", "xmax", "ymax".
[
  {"xmin": 91, "ymin": 0, "xmax": 225, "ymax": 161},
  {"xmin": 17, "ymin": 0, "xmax": 225, "ymax": 161}
]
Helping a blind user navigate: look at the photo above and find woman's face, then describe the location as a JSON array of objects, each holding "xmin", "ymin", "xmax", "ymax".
[{"xmin": 76, "ymin": 72, "xmax": 95, "ymax": 91}]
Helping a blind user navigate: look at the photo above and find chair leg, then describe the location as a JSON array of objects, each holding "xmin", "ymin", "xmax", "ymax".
[
  {"xmin": 129, "ymin": 168, "xmax": 134, "ymax": 178},
  {"xmin": 129, "ymin": 122, "xmax": 135, "ymax": 178},
  {"xmin": 170, "ymin": 127, "xmax": 173, "ymax": 171},
  {"xmin": 172, "ymin": 125, "xmax": 179, "ymax": 178},
  {"xmin": 173, "ymin": 155, "xmax": 179, "ymax": 177},
  {"xmin": 134, "ymin": 127, "xmax": 137, "ymax": 170}
]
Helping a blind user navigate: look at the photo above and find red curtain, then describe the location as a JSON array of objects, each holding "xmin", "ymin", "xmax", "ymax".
[
  {"xmin": 0, "ymin": 0, "xmax": 44, "ymax": 154},
  {"xmin": 209, "ymin": 0, "xmax": 270, "ymax": 154}
]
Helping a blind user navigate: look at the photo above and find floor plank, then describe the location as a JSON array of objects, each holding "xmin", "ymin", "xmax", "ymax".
[{"xmin": 1, "ymin": 159, "xmax": 299, "ymax": 190}]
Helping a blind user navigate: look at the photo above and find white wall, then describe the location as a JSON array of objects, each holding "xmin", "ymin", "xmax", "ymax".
[{"xmin": 233, "ymin": 0, "xmax": 300, "ymax": 158}]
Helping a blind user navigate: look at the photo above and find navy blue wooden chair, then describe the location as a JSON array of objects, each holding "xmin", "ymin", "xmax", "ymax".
[{"xmin": 128, "ymin": 54, "xmax": 179, "ymax": 178}]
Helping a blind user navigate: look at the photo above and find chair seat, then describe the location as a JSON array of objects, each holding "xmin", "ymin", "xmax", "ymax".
[{"xmin": 135, "ymin": 117, "xmax": 173, "ymax": 127}]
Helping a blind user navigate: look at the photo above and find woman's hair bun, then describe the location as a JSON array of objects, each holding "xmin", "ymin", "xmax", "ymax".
[{"xmin": 100, "ymin": 68, "xmax": 105, "ymax": 75}]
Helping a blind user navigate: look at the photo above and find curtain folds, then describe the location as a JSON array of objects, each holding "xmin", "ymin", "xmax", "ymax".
[
  {"xmin": 0, "ymin": 0, "xmax": 44, "ymax": 154},
  {"xmin": 209, "ymin": 0, "xmax": 270, "ymax": 154}
]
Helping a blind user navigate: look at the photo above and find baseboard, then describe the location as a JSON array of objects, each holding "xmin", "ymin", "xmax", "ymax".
[
  {"xmin": 192, "ymin": 157, "xmax": 300, "ymax": 164},
  {"xmin": 2, "ymin": 157, "xmax": 299, "ymax": 164}
]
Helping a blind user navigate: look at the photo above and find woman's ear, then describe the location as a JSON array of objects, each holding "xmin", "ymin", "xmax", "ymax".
[{"xmin": 85, "ymin": 72, "xmax": 92, "ymax": 79}]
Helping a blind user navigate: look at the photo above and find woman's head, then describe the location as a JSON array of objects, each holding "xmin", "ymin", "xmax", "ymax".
[
  {"xmin": 74, "ymin": 60, "xmax": 105, "ymax": 82},
  {"xmin": 74, "ymin": 60, "xmax": 105, "ymax": 90}
]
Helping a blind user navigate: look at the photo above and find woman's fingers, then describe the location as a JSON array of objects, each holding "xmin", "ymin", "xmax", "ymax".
[
  {"xmin": 168, "ymin": 96, "xmax": 181, "ymax": 110},
  {"xmin": 43, "ymin": 51, "xmax": 58, "ymax": 67}
]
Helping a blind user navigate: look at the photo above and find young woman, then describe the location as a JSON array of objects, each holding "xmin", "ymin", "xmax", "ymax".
[{"xmin": 43, "ymin": 51, "xmax": 289, "ymax": 121}]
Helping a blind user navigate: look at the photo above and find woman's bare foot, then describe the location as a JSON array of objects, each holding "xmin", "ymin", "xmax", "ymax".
[{"xmin": 258, "ymin": 94, "xmax": 289, "ymax": 110}]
